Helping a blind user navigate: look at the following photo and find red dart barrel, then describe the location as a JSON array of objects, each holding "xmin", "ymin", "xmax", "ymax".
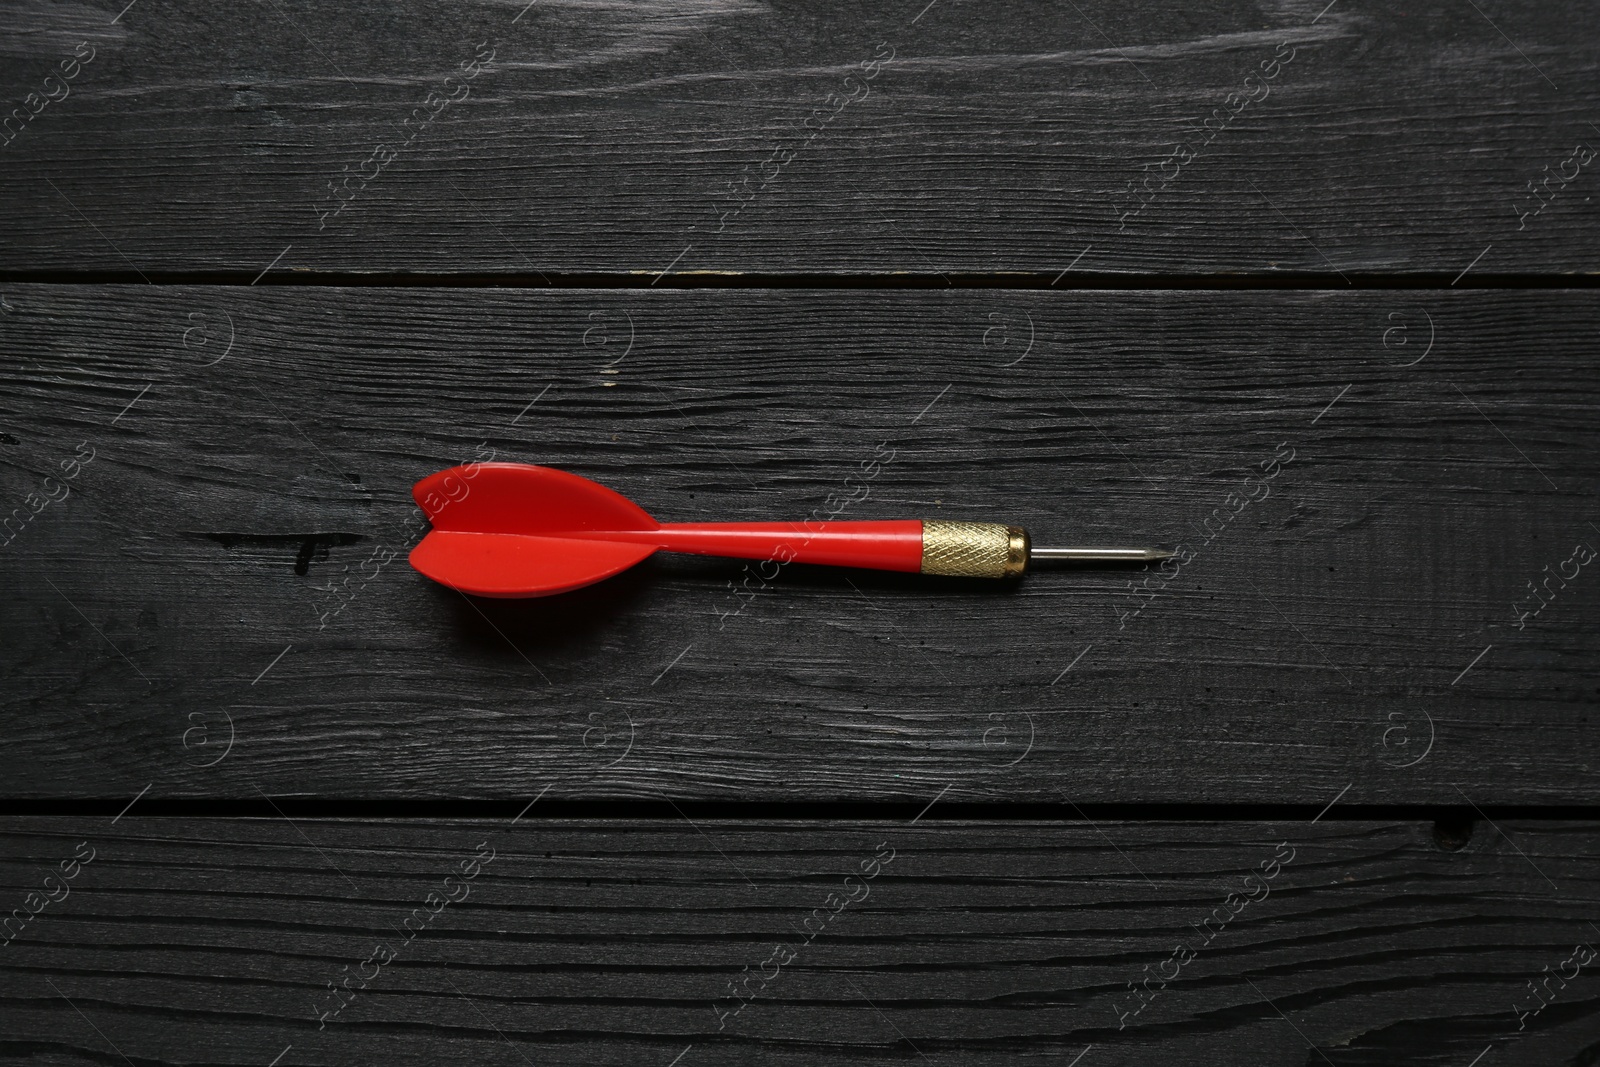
[{"xmin": 594, "ymin": 521, "xmax": 925, "ymax": 572}]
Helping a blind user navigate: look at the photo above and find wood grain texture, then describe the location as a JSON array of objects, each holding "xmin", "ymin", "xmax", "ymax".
[
  {"xmin": 3, "ymin": 817, "xmax": 1599, "ymax": 1066},
  {"xmin": 0, "ymin": 285, "xmax": 1595, "ymax": 803},
  {"xmin": 0, "ymin": 0, "xmax": 1597, "ymax": 275}
]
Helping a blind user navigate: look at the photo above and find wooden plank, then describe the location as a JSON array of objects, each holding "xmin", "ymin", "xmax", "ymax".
[
  {"xmin": 2, "ymin": 817, "xmax": 1598, "ymax": 1065},
  {"xmin": 1, "ymin": 0, "xmax": 1597, "ymax": 275},
  {"xmin": 1, "ymin": 285, "xmax": 1595, "ymax": 803}
]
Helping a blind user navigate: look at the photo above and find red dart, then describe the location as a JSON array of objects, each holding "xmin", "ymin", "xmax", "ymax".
[{"xmin": 408, "ymin": 463, "xmax": 1171, "ymax": 598}]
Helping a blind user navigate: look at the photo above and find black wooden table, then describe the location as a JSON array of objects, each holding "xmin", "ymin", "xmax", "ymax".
[{"xmin": 3, "ymin": 2, "xmax": 1598, "ymax": 1064}]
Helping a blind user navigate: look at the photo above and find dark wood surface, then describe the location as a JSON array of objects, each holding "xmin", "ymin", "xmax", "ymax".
[
  {"xmin": 5, "ymin": 1, "xmax": 1599, "ymax": 1062},
  {"xmin": 1, "ymin": 285, "xmax": 1596, "ymax": 804},
  {"xmin": 1, "ymin": 0, "xmax": 1598, "ymax": 276},
  {"xmin": 4, "ymin": 817, "xmax": 1599, "ymax": 1066}
]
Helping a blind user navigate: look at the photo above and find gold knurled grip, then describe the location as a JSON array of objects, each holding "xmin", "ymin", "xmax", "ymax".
[{"xmin": 920, "ymin": 521, "xmax": 1030, "ymax": 579}]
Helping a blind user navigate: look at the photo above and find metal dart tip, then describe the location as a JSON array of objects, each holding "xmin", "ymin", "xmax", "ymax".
[{"xmin": 1030, "ymin": 546, "xmax": 1174, "ymax": 564}]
